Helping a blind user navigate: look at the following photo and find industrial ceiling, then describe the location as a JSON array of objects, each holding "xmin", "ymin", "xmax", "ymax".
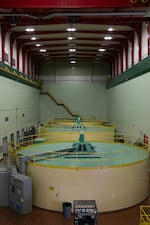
[{"xmin": 0, "ymin": 1, "xmax": 149, "ymax": 64}]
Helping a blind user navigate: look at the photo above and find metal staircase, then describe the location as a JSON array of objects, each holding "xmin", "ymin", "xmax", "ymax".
[{"xmin": 40, "ymin": 91, "xmax": 80, "ymax": 117}]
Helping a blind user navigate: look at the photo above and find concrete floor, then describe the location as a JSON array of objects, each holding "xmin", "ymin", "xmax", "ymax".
[{"xmin": 0, "ymin": 195, "xmax": 149, "ymax": 225}]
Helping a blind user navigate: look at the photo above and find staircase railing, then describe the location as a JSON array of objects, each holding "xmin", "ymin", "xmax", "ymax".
[{"xmin": 41, "ymin": 91, "xmax": 80, "ymax": 117}]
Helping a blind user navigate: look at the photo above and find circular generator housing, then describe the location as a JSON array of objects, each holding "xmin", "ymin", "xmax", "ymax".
[{"xmin": 17, "ymin": 140, "xmax": 149, "ymax": 213}]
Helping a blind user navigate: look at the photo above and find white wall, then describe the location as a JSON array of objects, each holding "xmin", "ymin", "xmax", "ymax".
[
  {"xmin": 108, "ymin": 71, "xmax": 150, "ymax": 139},
  {"xmin": 0, "ymin": 76, "xmax": 40, "ymax": 145}
]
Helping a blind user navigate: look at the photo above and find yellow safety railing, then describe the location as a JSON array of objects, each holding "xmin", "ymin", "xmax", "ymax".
[
  {"xmin": 12, "ymin": 131, "xmax": 150, "ymax": 151},
  {"xmin": 8, "ymin": 130, "xmax": 149, "ymax": 169},
  {"xmin": 139, "ymin": 206, "xmax": 150, "ymax": 225}
]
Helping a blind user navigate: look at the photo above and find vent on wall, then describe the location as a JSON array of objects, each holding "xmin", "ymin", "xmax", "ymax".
[{"xmin": 5, "ymin": 117, "xmax": 9, "ymax": 122}]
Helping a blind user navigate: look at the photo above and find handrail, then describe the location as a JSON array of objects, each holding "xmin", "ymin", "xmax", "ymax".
[
  {"xmin": 0, "ymin": 63, "xmax": 40, "ymax": 89},
  {"xmin": 40, "ymin": 91, "xmax": 80, "ymax": 117},
  {"xmin": 13, "ymin": 131, "xmax": 149, "ymax": 153},
  {"xmin": 9, "ymin": 131, "xmax": 149, "ymax": 168},
  {"xmin": 139, "ymin": 206, "xmax": 150, "ymax": 225}
]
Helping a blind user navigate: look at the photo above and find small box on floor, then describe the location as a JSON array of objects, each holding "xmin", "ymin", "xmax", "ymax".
[{"xmin": 73, "ymin": 200, "xmax": 98, "ymax": 225}]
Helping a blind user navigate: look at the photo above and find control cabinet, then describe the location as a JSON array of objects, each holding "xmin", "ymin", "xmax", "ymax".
[
  {"xmin": 9, "ymin": 173, "xmax": 32, "ymax": 215},
  {"xmin": 0, "ymin": 166, "xmax": 10, "ymax": 206},
  {"xmin": 73, "ymin": 200, "xmax": 98, "ymax": 225}
]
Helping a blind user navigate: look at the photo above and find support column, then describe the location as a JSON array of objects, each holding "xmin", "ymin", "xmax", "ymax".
[
  {"xmin": 135, "ymin": 24, "xmax": 142, "ymax": 62},
  {"xmin": 1, "ymin": 25, "xmax": 8, "ymax": 63},
  {"xmin": 119, "ymin": 48, "xmax": 123, "ymax": 74},
  {"xmin": 22, "ymin": 49, "xmax": 26, "ymax": 74},
  {"xmin": 124, "ymin": 39, "xmax": 128, "ymax": 70},
  {"xmin": 10, "ymin": 34, "xmax": 16, "ymax": 67},
  {"xmin": 147, "ymin": 22, "xmax": 150, "ymax": 56},
  {"xmin": 17, "ymin": 43, "xmax": 21, "ymax": 71},
  {"xmin": 128, "ymin": 31, "xmax": 134, "ymax": 67},
  {"xmin": 27, "ymin": 54, "xmax": 30, "ymax": 76}
]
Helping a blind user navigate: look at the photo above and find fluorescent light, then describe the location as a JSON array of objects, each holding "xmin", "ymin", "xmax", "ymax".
[
  {"xmin": 25, "ymin": 27, "xmax": 35, "ymax": 32},
  {"xmin": 98, "ymin": 48, "xmax": 106, "ymax": 52},
  {"xmin": 69, "ymin": 49, "xmax": 76, "ymax": 52},
  {"xmin": 31, "ymin": 37, "xmax": 36, "ymax": 40},
  {"xmin": 70, "ymin": 60, "xmax": 76, "ymax": 64},
  {"xmin": 108, "ymin": 27, "xmax": 114, "ymax": 31},
  {"xmin": 104, "ymin": 36, "xmax": 113, "ymax": 40},
  {"xmin": 67, "ymin": 27, "xmax": 76, "ymax": 32},
  {"xmin": 68, "ymin": 36, "xmax": 75, "ymax": 40},
  {"xmin": 39, "ymin": 49, "xmax": 47, "ymax": 52},
  {"xmin": 35, "ymin": 43, "xmax": 42, "ymax": 47}
]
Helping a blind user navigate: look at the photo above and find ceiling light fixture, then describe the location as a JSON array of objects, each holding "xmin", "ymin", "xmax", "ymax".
[
  {"xmin": 68, "ymin": 36, "xmax": 75, "ymax": 40},
  {"xmin": 31, "ymin": 37, "xmax": 36, "ymax": 40},
  {"xmin": 35, "ymin": 43, "xmax": 41, "ymax": 47},
  {"xmin": 69, "ymin": 49, "xmax": 76, "ymax": 52},
  {"xmin": 108, "ymin": 27, "xmax": 114, "ymax": 31},
  {"xmin": 70, "ymin": 60, "xmax": 76, "ymax": 64},
  {"xmin": 98, "ymin": 48, "xmax": 106, "ymax": 52},
  {"xmin": 104, "ymin": 36, "xmax": 113, "ymax": 40},
  {"xmin": 39, "ymin": 49, "xmax": 47, "ymax": 52},
  {"xmin": 25, "ymin": 27, "xmax": 35, "ymax": 32},
  {"xmin": 67, "ymin": 27, "xmax": 76, "ymax": 32}
]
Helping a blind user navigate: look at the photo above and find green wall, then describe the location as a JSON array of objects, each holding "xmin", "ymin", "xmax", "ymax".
[
  {"xmin": 0, "ymin": 76, "xmax": 40, "ymax": 145},
  {"xmin": 40, "ymin": 83, "xmax": 108, "ymax": 122},
  {"xmin": 39, "ymin": 60, "xmax": 110, "ymax": 123},
  {"xmin": 108, "ymin": 71, "xmax": 150, "ymax": 139},
  {"xmin": 38, "ymin": 60, "xmax": 111, "ymax": 78}
]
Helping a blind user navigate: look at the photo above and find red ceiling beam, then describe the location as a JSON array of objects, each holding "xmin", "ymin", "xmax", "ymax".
[{"xmin": 0, "ymin": 0, "xmax": 149, "ymax": 8}]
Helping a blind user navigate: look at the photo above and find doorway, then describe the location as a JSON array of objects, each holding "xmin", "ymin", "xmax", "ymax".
[{"xmin": 2, "ymin": 136, "xmax": 8, "ymax": 155}]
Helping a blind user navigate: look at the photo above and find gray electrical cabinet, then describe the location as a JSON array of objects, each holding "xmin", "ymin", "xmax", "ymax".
[
  {"xmin": 9, "ymin": 173, "xmax": 32, "ymax": 215},
  {"xmin": 0, "ymin": 166, "xmax": 10, "ymax": 207}
]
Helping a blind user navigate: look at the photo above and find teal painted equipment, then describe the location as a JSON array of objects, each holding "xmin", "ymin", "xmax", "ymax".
[
  {"xmin": 72, "ymin": 131, "xmax": 95, "ymax": 152},
  {"xmin": 72, "ymin": 117, "xmax": 85, "ymax": 131},
  {"xmin": 18, "ymin": 132, "xmax": 97, "ymax": 174}
]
